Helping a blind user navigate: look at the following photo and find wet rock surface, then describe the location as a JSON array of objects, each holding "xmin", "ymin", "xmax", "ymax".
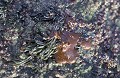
[{"xmin": 0, "ymin": 0, "xmax": 120, "ymax": 78}]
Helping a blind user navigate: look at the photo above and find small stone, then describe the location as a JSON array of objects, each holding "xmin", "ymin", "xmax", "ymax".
[{"xmin": 115, "ymin": 18, "xmax": 120, "ymax": 27}]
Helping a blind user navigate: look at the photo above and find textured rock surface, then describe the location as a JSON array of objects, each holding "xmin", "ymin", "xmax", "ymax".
[{"xmin": 0, "ymin": 0, "xmax": 120, "ymax": 78}]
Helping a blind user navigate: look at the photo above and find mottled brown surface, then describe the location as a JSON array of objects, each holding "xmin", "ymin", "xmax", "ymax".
[{"xmin": 55, "ymin": 31, "xmax": 79, "ymax": 64}]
